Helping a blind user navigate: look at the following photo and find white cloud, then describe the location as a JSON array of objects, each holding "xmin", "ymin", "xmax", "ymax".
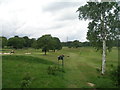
[{"xmin": 0, "ymin": 0, "xmax": 89, "ymax": 42}]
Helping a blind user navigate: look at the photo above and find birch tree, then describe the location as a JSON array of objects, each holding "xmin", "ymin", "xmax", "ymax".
[{"xmin": 77, "ymin": 1, "xmax": 119, "ymax": 75}]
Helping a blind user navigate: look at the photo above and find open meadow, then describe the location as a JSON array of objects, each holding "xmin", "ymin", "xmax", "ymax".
[
  {"xmin": 1, "ymin": 47, "xmax": 118, "ymax": 88},
  {"xmin": 1, "ymin": 0, "xmax": 120, "ymax": 89}
]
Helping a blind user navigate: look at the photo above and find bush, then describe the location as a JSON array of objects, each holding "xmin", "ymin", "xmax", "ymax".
[
  {"xmin": 110, "ymin": 65, "xmax": 120, "ymax": 87},
  {"xmin": 47, "ymin": 65, "xmax": 59, "ymax": 75},
  {"xmin": 20, "ymin": 72, "xmax": 32, "ymax": 88},
  {"xmin": 94, "ymin": 65, "xmax": 120, "ymax": 88},
  {"xmin": 94, "ymin": 76, "xmax": 116, "ymax": 88}
]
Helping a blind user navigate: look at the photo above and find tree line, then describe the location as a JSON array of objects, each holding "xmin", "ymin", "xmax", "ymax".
[
  {"xmin": 0, "ymin": 34, "xmax": 62, "ymax": 55},
  {"xmin": 0, "ymin": 34, "xmax": 118, "ymax": 50},
  {"xmin": 0, "ymin": 34, "xmax": 92, "ymax": 54},
  {"xmin": 62, "ymin": 40, "xmax": 91, "ymax": 48},
  {"xmin": 0, "ymin": 35, "xmax": 91, "ymax": 49}
]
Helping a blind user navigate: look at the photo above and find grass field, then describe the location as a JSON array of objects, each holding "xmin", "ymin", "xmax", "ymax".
[{"xmin": 1, "ymin": 47, "xmax": 118, "ymax": 88}]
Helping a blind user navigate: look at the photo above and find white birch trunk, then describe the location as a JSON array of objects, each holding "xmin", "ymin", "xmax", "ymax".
[{"xmin": 101, "ymin": 39, "xmax": 106, "ymax": 75}]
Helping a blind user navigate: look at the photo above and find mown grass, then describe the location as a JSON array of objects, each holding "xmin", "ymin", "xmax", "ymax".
[
  {"xmin": 2, "ymin": 47, "xmax": 118, "ymax": 88},
  {"xmin": 2, "ymin": 55, "xmax": 65, "ymax": 88}
]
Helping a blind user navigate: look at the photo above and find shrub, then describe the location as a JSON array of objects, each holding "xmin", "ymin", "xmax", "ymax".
[
  {"xmin": 94, "ymin": 65, "xmax": 120, "ymax": 88},
  {"xmin": 110, "ymin": 65, "xmax": 120, "ymax": 87},
  {"xmin": 20, "ymin": 72, "xmax": 32, "ymax": 88},
  {"xmin": 94, "ymin": 76, "xmax": 116, "ymax": 88},
  {"xmin": 21, "ymin": 80, "xmax": 31, "ymax": 88},
  {"xmin": 47, "ymin": 65, "xmax": 58, "ymax": 75}
]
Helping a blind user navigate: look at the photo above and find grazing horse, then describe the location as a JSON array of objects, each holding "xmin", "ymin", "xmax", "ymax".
[
  {"xmin": 58, "ymin": 55, "xmax": 64, "ymax": 60},
  {"xmin": 10, "ymin": 50, "xmax": 14, "ymax": 54},
  {"xmin": 58, "ymin": 55, "xmax": 64, "ymax": 67}
]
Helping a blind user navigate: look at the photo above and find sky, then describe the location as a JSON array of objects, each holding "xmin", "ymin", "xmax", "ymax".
[{"xmin": 0, "ymin": 0, "xmax": 90, "ymax": 42}]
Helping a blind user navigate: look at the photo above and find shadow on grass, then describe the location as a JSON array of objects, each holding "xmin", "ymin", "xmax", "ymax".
[{"xmin": 2, "ymin": 55, "xmax": 55, "ymax": 65}]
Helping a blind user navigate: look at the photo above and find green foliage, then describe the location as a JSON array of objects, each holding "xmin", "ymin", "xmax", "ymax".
[
  {"xmin": 94, "ymin": 76, "xmax": 116, "ymax": 88},
  {"xmin": 50, "ymin": 37, "xmax": 62, "ymax": 51},
  {"xmin": 72, "ymin": 40, "xmax": 81, "ymax": 48},
  {"xmin": 67, "ymin": 41, "xmax": 73, "ymax": 48},
  {"xmin": 37, "ymin": 34, "xmax": 53, "ymax": 54},
  {"xmin": 23, "ymin": 36, "xmax": 36, "ymax": 48},
  {"xmin": 82, "ymin": 41, "xmax": 91, "ymax": 47},
  {"xmin": 47, "ymin": 65, "xmax": 65, "ymax": 76},
  {"xmin": 1, "ymin": 35, "xmax": 62, "ymax": 50},
  {"xmin": 109, "ymin": 65, "xmax": 120, "ymax": 87},
  {"xmin": 7, "ymin": 36, "xmax": 25, "ymax": 49},
  {"xmin": 62, "ymin": 41, "xmax": 91, "ymax": 47},
  {"xmin": 21, "ymin": 72, "xmax": 32, "ymax": 88},
  {"xmin": 62, "ymin": 40, "xmax": 88, "ymax": 48},
  {"xmin": 94, "ymin": 65, "xmax": 119, "ymax": 88},
  {"xmin": 37, "ymin": 34, "xmax": 62, "ymax": 54},
  {"xmin": 0, "ymin": 36, "xmax": 7, "ymax": 48},
  {"xmin": 47, "ymin": 65, "xmax": 59, "ymax": 75},
  {"xmin": 31, "ymin": 40, "xmax": 38, "ymax": 49},
  {"xmin": 23, "ymin": 36, "xmax": 31, "ymax": 48},
  {"xmin": 77, "ymin": 2, "xmax": 119, "ymax": 51}
]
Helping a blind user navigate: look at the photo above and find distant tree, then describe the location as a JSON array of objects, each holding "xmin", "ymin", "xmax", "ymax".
[
  {"xmin": 37, "ymin": 34, "xmax": 53, "ymax": 55},
  {"xmin": 54, "ymin": 37, "xmax": 62, "ymax": 50},
  {"xmin": 23, "ymin": 36, "xmax": 31, "ymax": 48},
  {"xmin": 77, "ymin": 1, "xmax": 119, "ymax": 74},
  {"xmin": 31, "ymin": 38, "xmax": 38, "ymax": 49},
  {"xmin": 14, "ymin": 35, "xmax": 19, "ymax": 38},
  {"xmin": 37, "ymin": 35, "xmax": 62, "ymax": 54},
  {"xmin": 62, "ymin": 40, "xmax": 81, "ymax": 48},
  {"xmin": 29, "ymin": 38, "xmax": 36, "ymax": 47},
  {"xmin": 67, "ymin": 41, "xmax": 73, "ymax": 48},
  {"xmin": 0, "ymin": 36, "xmax": 7, "ymax": 48},
  {"xmin": 50, "ymin": 37, "xmax": 62, "ymax": 52},
  {"xmin": 7, "ymin": 36, "xmax": 25, "ymax": 49},
  {"xmin": 61, "ymin": 42, "xmax": 67, "ymax": 47},
  {"xmin": 23, "ymin": 36, "xmax": 36, "ymax": 48},
  {"xmin": 73, "ymin": 40, "xmax": 81, "ymax": 48},
  {"xmin": 81, "ymin": 41, "xmax": 91, "ymax": 47}
]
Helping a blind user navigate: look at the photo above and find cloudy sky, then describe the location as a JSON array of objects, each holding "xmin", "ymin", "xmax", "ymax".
[{"xmin": 0, "ymin": 0, "xmax": 90, "ymax": 42}]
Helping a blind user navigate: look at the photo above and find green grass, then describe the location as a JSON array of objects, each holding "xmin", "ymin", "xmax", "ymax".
[{"xmin": 2, "ymin": 47, "xmax": 118, "ymax": 88}]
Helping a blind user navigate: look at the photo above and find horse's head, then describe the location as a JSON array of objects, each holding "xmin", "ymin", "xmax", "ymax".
[{"xmin": 61, "ymin": 55, "xmax": 64, "ymax": 57}]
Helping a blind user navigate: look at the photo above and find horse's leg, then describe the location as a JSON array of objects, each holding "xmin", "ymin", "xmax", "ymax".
[
  {"xmin": 58, "ymin": 60, "xmax": 59, "ymax": 69},
  {"xmin": 62, "ymin": 60, "xmax": 64, "ymax": 67},
  {"xmin": 62, "ymin": 60, "xmax": 64, "ymax": 72}
]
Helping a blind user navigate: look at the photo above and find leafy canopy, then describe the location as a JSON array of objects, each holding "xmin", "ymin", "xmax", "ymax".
[
  {"xmin": 77, "ymin": 2, "xmax": 119, "ymax": 51},
  {"xmin": 7, "ymin": 36, "xmax": 25, "ymax": 49},
  {"xmin": 0, "ymin": 36, "xmax": 7, "ymax": 48},
  {"xmin": 37, "ymin": 34, "xmax": 62, "ymax": 52}
]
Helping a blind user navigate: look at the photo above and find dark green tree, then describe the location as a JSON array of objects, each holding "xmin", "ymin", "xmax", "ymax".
[
  {"xmin": 37, "ymin": 35, "xmax": 62, "ymax": 54},
  {"xmin": 7, "ymin": 36, "xmax": 25, "ymax": 49},
  {"xmin": 30, "ymin": 38, "xmax": 36, "ymax": 47},
  {"xmin": 37, "ymin": 34, "xmax": 53, "ymax": 55},
  {"xmin": 81, "ymin": 41, "xmax": 91, "ymax": 47},
  {"xmin": 31, "ymin": 38, "xmax": 38, "ymax": 49},
  {"xmin": 23, "ymin": 36, "xmax": 31, "ymax": 48},
  {"xmin": 77, "ymin": 1, "xmax": 119, "ymax": 74},
  {"xmin": 0, "ymin": 36, "xmax": 7, "ymax": 48},
  {"xmin": 73, "ymin": 40, "xmax": 81, "ymax": 48},
  {"xmin": 51, "ymin": 37, "xmax": 62, "ymax": 52},
  {"xmin": 67, "ymin": 41, "xmax": 73, "ymax": 48},
  {"xmin": 23, "ymin": 36, "xmax": 36, "ymax": 48}
]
